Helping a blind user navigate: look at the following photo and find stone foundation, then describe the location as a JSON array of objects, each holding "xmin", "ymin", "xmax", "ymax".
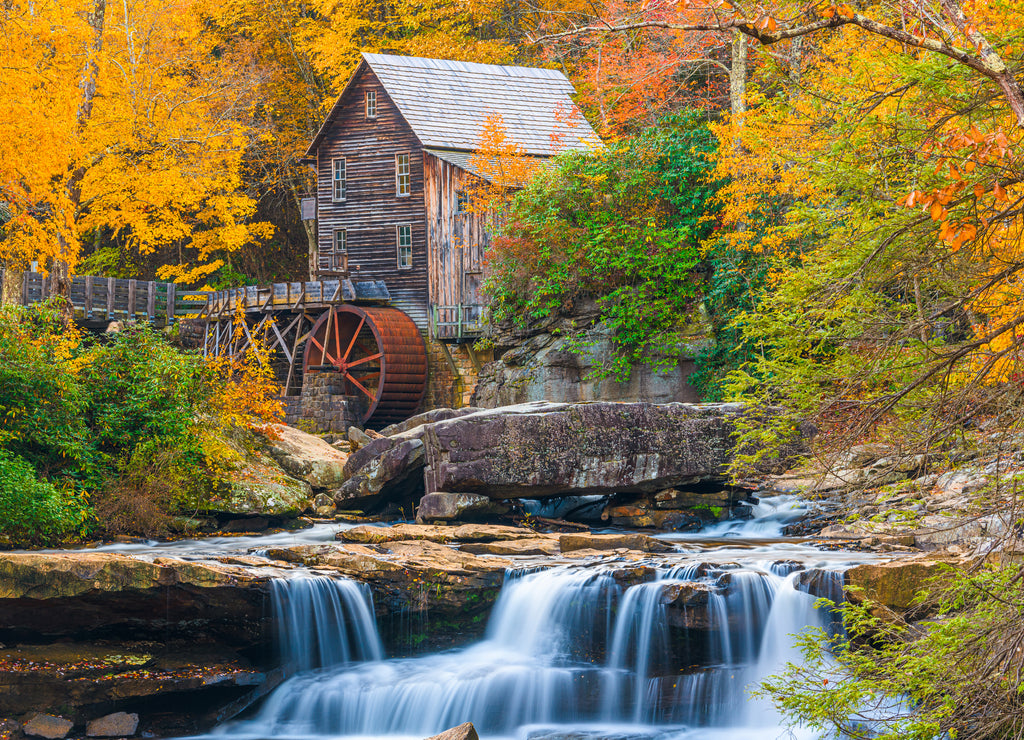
[{"xmin": 281, "ymin": 373, "xmax": 363, "ymax": 433}]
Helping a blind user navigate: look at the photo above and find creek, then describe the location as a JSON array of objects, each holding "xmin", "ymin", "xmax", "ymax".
[{"xmin": 179, "ymin": 497, "xmax": 874, "ymax": 740}]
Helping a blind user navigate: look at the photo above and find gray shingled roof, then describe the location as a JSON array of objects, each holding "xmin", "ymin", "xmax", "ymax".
[
  {"xmin": 306, "ymin": 53, "xmax": 603, "ymax": 159},
  {"xmin": 423, "ymin": 148, "xmax": 553, "ymax": 184}
]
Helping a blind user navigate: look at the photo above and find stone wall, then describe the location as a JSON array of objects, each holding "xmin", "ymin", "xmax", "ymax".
[
  {"xmin": 281, "ymin": 373, "xmax": 362, "ymax": 433},
  {"xmin": 423, "ymin": 339, "xmax": 492, "ymax": 410}
]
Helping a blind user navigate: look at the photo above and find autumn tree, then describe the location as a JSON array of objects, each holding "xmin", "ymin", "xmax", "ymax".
[
  {"xmin": 0, "ymin": 0, "xmax": 275, "ymax": 287},
  {"xmin": 673, "ymin": 0, "xmax": 1024, "ymax": 462}
]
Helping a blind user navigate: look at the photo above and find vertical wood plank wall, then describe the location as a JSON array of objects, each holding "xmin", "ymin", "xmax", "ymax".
[
  {"xmin": 423, "ymin": 153, "xmax": 489, "ymax": 309},
  {"xmin": 314, "ymin": 66, "xmax": 429, "ymax": 329}
]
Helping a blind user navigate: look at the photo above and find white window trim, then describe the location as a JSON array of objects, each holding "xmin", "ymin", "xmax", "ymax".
[
  {"xmin": 396, "ymin": 224, "xmax": 412, "ymax": 270},
  {"xmin": 395, "ymin": 153, "xmax": 411, "ymax": 197},
  {"xmin": 332, "ymin": 157, "xmax": 347, "ymax": 202},
  {"xmin": 365, "ymin": 90, "xmax": 377, "ymax": 119}
]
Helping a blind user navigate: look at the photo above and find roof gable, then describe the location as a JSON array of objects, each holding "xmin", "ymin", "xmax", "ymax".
[{"xmin": 306, "ymin": 54, "xmax": 603, "ymax": 159}]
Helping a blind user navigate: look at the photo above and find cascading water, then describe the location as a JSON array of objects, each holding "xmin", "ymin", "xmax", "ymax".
[
  {"xmin": 221, "ymin": 557, "xmax": 851, "ymax": 740},
  {"xmin": 269, "ymin": 576, "xmax": 383, "ymax": 673}
]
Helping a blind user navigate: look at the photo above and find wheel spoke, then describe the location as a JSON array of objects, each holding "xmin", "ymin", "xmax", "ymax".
[
  {"xmin": 346, "ymin": 373, "xmax": 376, "ymax": 401},
  {"xmin": 346, "ymin": 352, "xmax": 382, "ymax": 369},
  {"xmin": 342, "ymin": 316, "xmax": 365, "ymax": 363},
  {"xmin": 308, "ymin": 335, "xmax": 335, "ymax": 366},
  {"xmin": 333, "ymin": 311, "xmax": 342, "ymax": 366}
]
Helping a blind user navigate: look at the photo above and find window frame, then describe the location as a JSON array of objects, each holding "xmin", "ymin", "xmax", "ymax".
[
  {"xmin": 331, "ymin": 158, "xmax": 347, "ymax": 202},
  {"xmin": 332, "ymin": 228, "xmax": 348, "ymax": 272},
  {"xmin": 395, "ymin": 153, "xmax": 411, "ymax": 197},
  {"xmin": 396, "ymin": 224, "xmax": 413, "ymax": 270},
  {"xmin": 455, "ymin": 190, "xmax": 469, "ymax": 213},
  {"xmin": 365, "ymin": 90, "xmax": 377, "ymax": 119}
]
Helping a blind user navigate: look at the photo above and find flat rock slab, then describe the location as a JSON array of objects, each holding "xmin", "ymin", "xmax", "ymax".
[
  {"xmin": 559, "ymin": 533, "xmax": 673, "ymax": 553},
  {"xmin": 338, "ymin": 523, "xmax": 543, "ymax": 544},
  {"xmin": 460, "ymin": 538, "xmax": 560, "ymax": 556},
  {"xmin": 423, "ymin": 402, "xmax": 747, "ymax": 499},
  {"xmin": 0, "ymin": 553, "xmax": 270, "ymax": 643}
]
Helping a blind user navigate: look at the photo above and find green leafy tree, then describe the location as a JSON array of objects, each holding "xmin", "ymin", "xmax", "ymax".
[{"xmin": 485, "ymin": 111, "xmax": 722, "ymax": 379}]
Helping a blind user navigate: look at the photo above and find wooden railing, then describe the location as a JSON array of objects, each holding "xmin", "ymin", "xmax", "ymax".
[
  {"xmin": 203, "ymin": 279, "xmax": 391, "ymax": 319},
  {"xmin": 2, "ymin": 269, "xmax": 207, "ymax": 327},
  {"xmin": 430, "ymin": 303, "xmax": 487, "ymax": 340}
]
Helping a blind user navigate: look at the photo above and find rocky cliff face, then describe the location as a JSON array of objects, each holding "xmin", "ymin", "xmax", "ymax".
[{"xmin": 471, "ymin": 320, "xmax": 705, "ymax": 408}]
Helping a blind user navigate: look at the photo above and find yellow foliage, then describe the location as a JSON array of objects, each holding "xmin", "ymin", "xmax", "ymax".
[
  {"xmin": 206, "ymin": 302, "xmax": 285, "ymax": 434},
  {"xmin": 0, "ymin": 0, "xmax": 272, "ymax": 282}
]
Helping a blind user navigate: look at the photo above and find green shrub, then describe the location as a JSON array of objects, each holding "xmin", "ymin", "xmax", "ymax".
[
  {"xmin": 0, "ymin": 451, "xmax": 91, "ymax": 545},
  {"xmin": 0, "ymin": 304, "xmax": 90, "ymax": 477}
]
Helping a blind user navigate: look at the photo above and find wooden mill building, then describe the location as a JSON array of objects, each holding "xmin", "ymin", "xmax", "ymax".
[{"xmin": 303, "ymin": 53, "xmax": 602, "ymax": 341}]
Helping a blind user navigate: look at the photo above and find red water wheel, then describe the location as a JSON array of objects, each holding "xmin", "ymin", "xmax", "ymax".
[{"xmin": 302, "ymin": 305, "xmax": 427, "ymax": 426}]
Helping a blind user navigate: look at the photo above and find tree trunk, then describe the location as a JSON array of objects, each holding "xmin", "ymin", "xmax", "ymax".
[{"xmin": 729, "ymin": 29, "xmax": 747, "ymax": 122}]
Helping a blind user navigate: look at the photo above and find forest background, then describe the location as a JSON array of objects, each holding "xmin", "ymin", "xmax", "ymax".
[{"xmin": 3, "ymin": 0, "xmax": 1024, "ymax": 735}]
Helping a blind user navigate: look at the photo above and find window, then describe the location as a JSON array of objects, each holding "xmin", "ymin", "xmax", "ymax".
[
  {"xmin": 332, "ymin": 158, "xmax": 346, "ymax": 201},
  {"xmin": 395, "ymin": 153, "xmax": 410, "ymax": 197},
  {"xmin": 365, "ymin": 90, "xmax": 377, "ymax": 119},
  {"xmin": 456, "ymin": 190, "xmax": 469, "ymax": 213},
  {"xmin": 331, "ymin": 229, "xmax": 347, "ymax": 272},
  {"xmin": 397, "ymin": 224, "xmax": 412, "ymax": 269}
]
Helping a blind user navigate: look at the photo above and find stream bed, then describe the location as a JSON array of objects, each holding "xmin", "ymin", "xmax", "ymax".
[{"xmin": 166, "ymin": 497, "xmax": 875, "ymax": 740}]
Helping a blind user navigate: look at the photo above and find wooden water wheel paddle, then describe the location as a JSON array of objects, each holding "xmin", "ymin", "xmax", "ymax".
[{"xmin": 302, "ymin": 305, "xmax": 427, "ymax": 426}]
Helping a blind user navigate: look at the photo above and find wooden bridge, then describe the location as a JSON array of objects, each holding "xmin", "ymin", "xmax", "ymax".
[{"xmin": 2, "ymin": 269, "xmax": 207, "ymax": 328}]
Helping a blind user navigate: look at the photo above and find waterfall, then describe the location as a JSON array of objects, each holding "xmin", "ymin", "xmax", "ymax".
[
  {"xmin": 221, "ymin": 562, "xmax": 844, "ymax": 740},
  {"xmin": 270, "ymin": 576, "xmax": 383, "ymax": 673}
]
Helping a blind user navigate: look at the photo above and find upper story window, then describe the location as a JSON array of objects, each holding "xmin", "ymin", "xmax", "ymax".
[
  {"xmin": 397, "ymin": 224, "xmax": 412, "ymax": 269},
  {"xmin": 365, "ymin": 90, "xmax": 377, "ymax": 119},
  {"xmin": 332, "ymin": 158, "xmax": 347, "ymax": 201},
  {"xmin": 395, "ymin": 153, "xmax": 410, "ymax": 197},
  {"xmin": 456, "ymin": 190, "xmax": 469, "ymax": 213}
]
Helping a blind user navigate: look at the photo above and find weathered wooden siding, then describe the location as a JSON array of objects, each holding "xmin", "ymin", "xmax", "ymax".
[
  {"xmin": 423, "ymin": 153, "xmax": 489, "ymax": 310},
  {"xmin": 314, "ymin": 66, "xmax": 429, "ymax": 329}
]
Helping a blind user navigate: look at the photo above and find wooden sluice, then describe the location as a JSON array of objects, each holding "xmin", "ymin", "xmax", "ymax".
[{"xmin": 201, "ymin": 279, "xmax": 427, "ymax": 424}]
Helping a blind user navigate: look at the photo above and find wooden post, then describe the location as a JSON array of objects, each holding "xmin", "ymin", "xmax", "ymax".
[
  {"xmin": 127, "ymin": 280, "xmax": 137, "ymax": 319},
  {"xmin": 147, "ymin": 281, "xmax": 156, "ymax": 322},
  {"xmin": 84, "ymin": 275, "xmax": 93, "ymax": 318},
  {"xmin": 106, "ymin": 278, "xmax": 115, "ymax": 319},
  {"xmin": 166, "ymin": 283, "xmax": 176, "ymax": 326}
]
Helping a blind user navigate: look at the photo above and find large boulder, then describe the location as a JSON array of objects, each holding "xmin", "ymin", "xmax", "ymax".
[
  {"xmin": 264, "ymin": 423, "xmax": 350, "ymax": 489},
  {"xmin": 336, "ymin": 427, "xmax": 429, "ymax": 511},
  {"xmin": 422, "ymin": 402, "xmax": 750, "ymax": 499}
]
